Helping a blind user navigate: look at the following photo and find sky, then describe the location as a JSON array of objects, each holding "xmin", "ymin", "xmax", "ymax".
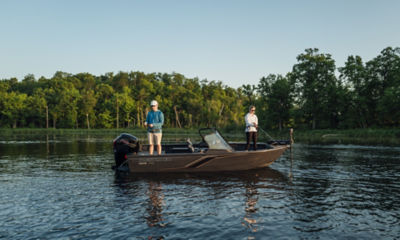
[{"xmin": 1, "ymin": 0, "xmax": 399, "ymax": 88}]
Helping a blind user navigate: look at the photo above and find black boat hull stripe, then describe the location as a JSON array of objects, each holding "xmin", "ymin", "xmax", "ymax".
[{"xmin": 187, "ymin": 157, "xmax": 216, "ymax": 168}]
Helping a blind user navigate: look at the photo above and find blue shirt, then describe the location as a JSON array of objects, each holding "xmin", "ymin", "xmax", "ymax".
[{"xmin": 146, "ymin": 110, "xmax": 164, "ymax": 133}]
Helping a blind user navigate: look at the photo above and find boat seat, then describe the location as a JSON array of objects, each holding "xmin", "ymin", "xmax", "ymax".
[
  {"xmin": 165, "ymin": 147, "xmax": 194, "ymax": 154},
  {"xmin": 163, "ymin": 139, "xmax": 204, "ymax": 154}
]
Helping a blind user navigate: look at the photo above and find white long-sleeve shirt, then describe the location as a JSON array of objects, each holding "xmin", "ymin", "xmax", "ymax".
[{"xmin": 245, "ymin": 113, "xmax": 258, "ymax": 132}]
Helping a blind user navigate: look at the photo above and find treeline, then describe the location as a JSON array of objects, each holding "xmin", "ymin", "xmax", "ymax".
[{"xmin": 1, "ymin": 47, "xmax": 399, "ymax": 130}]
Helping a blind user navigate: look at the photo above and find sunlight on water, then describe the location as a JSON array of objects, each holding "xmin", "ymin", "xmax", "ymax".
[{"xmin": 0, "ymin": 136, "xmax": 399, "ymax": 239}]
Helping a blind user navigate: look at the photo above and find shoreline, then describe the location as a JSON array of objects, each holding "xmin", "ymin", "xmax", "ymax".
[{"xmin": 1, "ymin": 128, "xmax": 399, "ymax": 146}]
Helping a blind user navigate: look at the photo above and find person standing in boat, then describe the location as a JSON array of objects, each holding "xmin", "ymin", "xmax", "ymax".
[
  {"xmin": 245, "ymin": 105, "xmax": 258, "ymax": 151},
  {"xmin": 145, "ymin": 100, "xmax": 164, "ymax": 155}
]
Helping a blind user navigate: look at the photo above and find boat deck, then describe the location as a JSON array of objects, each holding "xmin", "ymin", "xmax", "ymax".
[{"xmin": 139, "ymin": 142, "xmax": 273, "ymax": 154}]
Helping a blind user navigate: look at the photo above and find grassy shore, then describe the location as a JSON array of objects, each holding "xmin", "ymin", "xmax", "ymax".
[
  {"xmin": 0, "ymin": 127, "xmax": 205, "ymax": 138},
  {"xmin": 283, "ymin": 128, "xmax": 400, "ymax": 146},
  {"xmin": 1, "ymin": 128, "xmax": 399, "ymax": 146}
]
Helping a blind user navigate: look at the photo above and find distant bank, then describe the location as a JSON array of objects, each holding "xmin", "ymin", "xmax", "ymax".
[{"xmin": 1, "ymin": 128, "xmax": 399, "ymax": 146}]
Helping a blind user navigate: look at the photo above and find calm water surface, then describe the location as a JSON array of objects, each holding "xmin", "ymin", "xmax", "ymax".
[{"xmin": 0, "ymin": 134, "xmax": 399, "ymax": 239}]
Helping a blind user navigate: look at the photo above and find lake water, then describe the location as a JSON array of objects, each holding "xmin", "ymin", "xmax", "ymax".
[{"xmin": 1, "ymin": 134, "xmax": 399, "ymax": 239}]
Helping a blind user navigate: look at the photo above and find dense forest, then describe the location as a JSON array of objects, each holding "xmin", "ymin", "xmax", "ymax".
[{"xmin": 1, "ymin": 47, "xmax": 399, "ymax": 130}]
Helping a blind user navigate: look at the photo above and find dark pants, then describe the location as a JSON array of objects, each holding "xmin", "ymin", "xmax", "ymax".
[{"xmin": 246, "ymin": 132, "xmax": 258, "ymax": 151}]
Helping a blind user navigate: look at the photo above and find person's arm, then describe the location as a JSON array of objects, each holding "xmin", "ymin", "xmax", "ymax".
[
  {"xmin": 245, "ymin": 114, "xmax": 251, "ymax": 127},
  {"xmin": 145, "ymin": 112, "xmax": 150, "ymax": 126},
  {"xmin": 246, "ymin": 114, "xmax": 257, "ymax": 127},
  {"xmin": 254, "ymin": 115, "xmax": 258, "ymax": 128},
  {"xmin": 152, "ymin": 111, "xmax": 164, "ymax": 129}
]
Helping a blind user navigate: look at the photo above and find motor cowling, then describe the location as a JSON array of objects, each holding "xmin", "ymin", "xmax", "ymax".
[{"xmin": 113, "ymin": 133, "xmax": 140, "ymax": 168}]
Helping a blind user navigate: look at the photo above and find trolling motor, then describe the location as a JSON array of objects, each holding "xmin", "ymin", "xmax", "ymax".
[{"xmin": 113, "ymin": 133, "xmax": 140, "ymax": 168}]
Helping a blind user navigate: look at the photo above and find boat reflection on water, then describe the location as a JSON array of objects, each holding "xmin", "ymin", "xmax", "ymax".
[
  {"xmin": 243, "ymin": 182, "xmax": 259, "ymax": 233},
  {"xmin": 114, "ymin": 167, "xmax": 288, "ymax": 184},
  {"xmin": 113, "ymin": 167, "xmax": 288, "ymax": 238},
  {"xmin": 145, "ymin": 182, "xmax": 165, "ymax": 228},
  {"xmin": 113, "ymin": 176, "xmax": 167, "ymax": 228}
]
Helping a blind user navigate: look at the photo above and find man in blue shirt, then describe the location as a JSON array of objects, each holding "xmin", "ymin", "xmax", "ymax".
[{"xmin": 145, "ymin": 100, "xmax": 164, "ymax": 155}]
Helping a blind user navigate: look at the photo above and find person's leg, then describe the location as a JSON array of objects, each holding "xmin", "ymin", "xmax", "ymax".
[
  {"xmin": 148, "ymin": 133, "xmax": 154, "ymax": 155},
  {"xmin": 249, "ymin": 132, "xmax": 254, "ymax": 150},
  {"xmin": 156, "ymin": 145, "xmax": 161, "ymax": 155},
  {"xmin": 253, "ymin": 132, "xmax": 258, "ymax": 151},
  {"xmin": 149, "ymin": 145, "xmax": 154, "ymax": 155},
  {"xmin": 155, "ymin": 133, "xmax": 162, "ymax": 155},
  {"xmin": 245, "ymin": 132, "xmax": 251, "ymax": 150}
]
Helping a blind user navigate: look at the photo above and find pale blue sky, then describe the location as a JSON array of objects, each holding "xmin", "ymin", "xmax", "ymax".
[{"xmin": 1, "ymin": 0, "xmax": 399, "ymax": 88}]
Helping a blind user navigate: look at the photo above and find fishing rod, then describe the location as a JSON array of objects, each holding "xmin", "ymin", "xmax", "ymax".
[
  {"xmin": 258, "ymin": 127, "xmax": 293, "ymax": 145},
  {"xmin": 257, "ymin": 127, "xmax": 275, "ymax": 141}
]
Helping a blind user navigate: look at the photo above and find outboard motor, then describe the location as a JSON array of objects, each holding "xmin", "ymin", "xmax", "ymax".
[{"xmin": 113, "ymin": 133, "xmax": 140, "ymax": 168}]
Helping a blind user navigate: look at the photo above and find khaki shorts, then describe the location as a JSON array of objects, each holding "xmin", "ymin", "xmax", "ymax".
[{"xmin": 148, "ymin": 132, "xmax": 162, "ymax": 145}]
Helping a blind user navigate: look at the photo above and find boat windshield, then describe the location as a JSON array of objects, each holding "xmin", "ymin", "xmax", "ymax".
[{"xmin": 203, "ymin": 131, "xmax": 233, "ymax": 151}]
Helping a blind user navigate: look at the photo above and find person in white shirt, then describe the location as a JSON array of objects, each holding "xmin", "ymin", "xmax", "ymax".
[{"xmin": 245, "ymin": 105, "xmax": 258, "ymax": 151}]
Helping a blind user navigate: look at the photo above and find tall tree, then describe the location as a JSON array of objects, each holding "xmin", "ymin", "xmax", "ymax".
[
  {"xmin": 119, "ymin": 87, "xmax": 135, "ymax": 128},
  {"xmin": 0, "ymin": 92, "xmax": 28, "ymax": 128},
  {"xmin": 79, "ymin": 90, "xmax": 97, "ymax": 129},
  {"xmin": 291, "ymin": 48, "xmax": 338, "ymax": 129},
  {"xmin": 27, "ymin": 88, "xmax": 47, "ymax": 127},
  {"xmin": 364, "ymin": 47, "xmax": 400, "ymax": 125},
  {"xmin": 94, "ymin": 83, "xmax": 114, "ymax": 128},
  {"xmin": 339, "ymin": 55, "xmax": 369, "ymax": 128},
  {"xmin": 258, "ymin": 74, "xmax": 293, "ymax": 130}
]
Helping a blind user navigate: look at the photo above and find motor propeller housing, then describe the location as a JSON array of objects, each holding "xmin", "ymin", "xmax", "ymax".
[{"xmin": 113, "ymin": 133, "xmax": 140, "ymax": 167}]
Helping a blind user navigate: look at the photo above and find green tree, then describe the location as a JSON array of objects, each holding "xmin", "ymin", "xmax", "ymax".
[
  {"xmin": 258, "ymin": 74, "xmax": 293, "ymax": 131},
  {"xmin": 129, "ymin": 72, "xmax": 154, "ymax": 127},
  {"xmin": 79, "ymin": 89, "xmax": 97, "ymax": 129},
  {"xmin": 57, "ymin": 86, "xmax": 80, "ymax": 128},
  {"xmin": 241, "ymin": 84, "xmax": 257, "ymax": 106},
  {"xmin": 339, "ymin": 55, "xmax": 369, "ymax": 128},
  {"xmin": 364, "ymin": 47, "xmax": 400, "ymax": 125},
  {"xmin": 1, "ymin": 50, "xmax": 400, "ymax": 130},
  {"xmin": 119, "ymin": 87, "xmax": 135, "ymax": 128},
  {"xmin": 291, "ymin": 48, "xmax": 338, "ymax": 129},
  {"xmin": 112, "ymin": 71, "xmax": 129, "ymax": 92},
  {"xmin": 97, "ymin": 110, "xmax": 114, "ymax": 128},
  {"xmin": 26, "ymin": 88, "xmax": 47, "ymax": 127},
  {"xmin": 95, "ymin": 83, "xmax": 115, "ymax": 128},
  {"xmin": 0, "ymin": 92, "xmax": 28, "ymax": 128},
  {"xmin": 377, "ymin": 86, "xmax": 400, "ymax": 126}
]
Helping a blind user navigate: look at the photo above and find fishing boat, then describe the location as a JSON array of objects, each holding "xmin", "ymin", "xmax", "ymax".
[{"xmin": 113, "ymin": 128, "xmax": 290, "ymax": 173}]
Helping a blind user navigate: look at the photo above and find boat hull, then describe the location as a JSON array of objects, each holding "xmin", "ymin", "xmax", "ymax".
[{"xmin": 124, "ymin": 145, "xmax": 288, "ymax": 173}]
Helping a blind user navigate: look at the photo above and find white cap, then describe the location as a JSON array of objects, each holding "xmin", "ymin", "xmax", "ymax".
[{"xmin": 150, "ymin": 100, "xmax": 158, "ymax": 106}]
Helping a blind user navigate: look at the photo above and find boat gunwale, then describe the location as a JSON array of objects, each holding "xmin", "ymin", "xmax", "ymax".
[{"xmin": 129, "ymin": 145, "xmax": 289, "ymax": 159}]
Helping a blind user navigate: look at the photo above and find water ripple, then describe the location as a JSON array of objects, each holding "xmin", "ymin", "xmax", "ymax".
[{"xmin": 1, "ymin": 141, "xmax": 399, "ymax": 239}]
